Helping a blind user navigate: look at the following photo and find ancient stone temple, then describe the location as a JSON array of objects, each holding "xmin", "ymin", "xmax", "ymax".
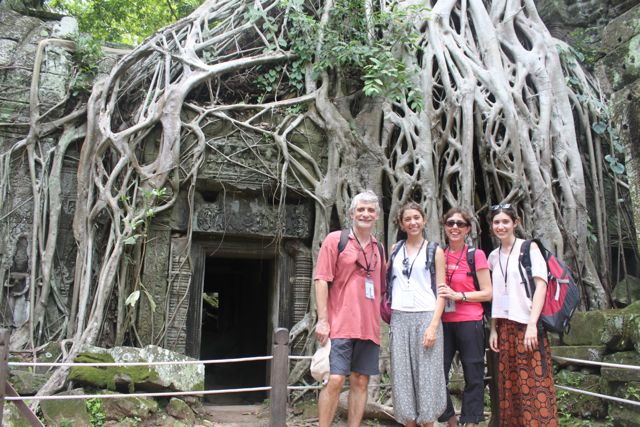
[{"xmin": 0, "ymin": 6, "xmax": 328, "ymax": 398}]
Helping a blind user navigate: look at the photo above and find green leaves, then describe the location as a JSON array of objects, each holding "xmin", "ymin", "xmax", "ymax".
[
  {"xmin": 49, "ymin": 0, "xmax": 203, "ymax": 44},
  {"xmin": 605, "ymin": 154, "xmax": 625, "ymax": 175}
]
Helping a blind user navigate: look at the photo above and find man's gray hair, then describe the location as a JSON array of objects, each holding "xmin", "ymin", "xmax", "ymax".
[{"xmin": 348, "ymin": 190, "xmax": 380, "ymax": 214}]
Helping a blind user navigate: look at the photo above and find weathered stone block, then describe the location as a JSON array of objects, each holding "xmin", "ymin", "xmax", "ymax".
[
  {"xmin": 609, "ymin": 403, "xmax": 640, "ymax": 427},
  {"xmin": 40, "ymin": 388, "xmax": 92, "ymax": 427},
  {"xmin": 602, "ymin": 5, "xmax": 640, "ymax": 52},
  {"xmin": 0, "ymin": 9, "xmax": 44, "ymax": 43},
  {"xmin": 0, "ymin": 39, "xmax": 18, "ymax": 66},
  {"xmin": 600, "ymin": 33, "xmax": 640, "ymax": 91},
  {"xmin": 613, "ymin": 277, "xmax": 640, "ymax": 306},
  {"xmin": 563, "ymin": 310, "xmax": 608, "ymax": 345},
  {"xmin": 601, "ymin": 304, "xmax": 640, "ymax": 351},
  {"xmin": 71, "ymin": 345, "xmax": 204, "ymax": 393},
  {"xmin": 100, "ymin": 391, "xmax": 159, "ymax": 421},
  {"xmin": 601, "ymin": 351, "xmax": 640, "ymax": 382},
  {"xmin": 551, "ymin": 345, "xmax": 607, "ymax": 367},
  {"xmin": 555, "ymin": 370, "xmax": 607, "ymax": 419},
  {"xmin": 2, "ymin": 402, "xmax": 33, "ymax": 427},
  {"xmin": 166, "ymin": 398, "xmax": 196, "ymax": 424},
  {"xmin": 9, "ymin": 369, "xmax": 50, "ymax": 395}
]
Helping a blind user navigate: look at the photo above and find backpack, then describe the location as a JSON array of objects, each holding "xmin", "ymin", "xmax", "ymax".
[
  {"xmin": 517, "ymin": 239, "xmax": 580, "ymax": 336},
  {"xmin": 465, "ymin": 246, "xmax": 491, "ymax": 321},
  {"xmin": 384, "ymin": 239, "xmax": 439, "ymax": 304}
]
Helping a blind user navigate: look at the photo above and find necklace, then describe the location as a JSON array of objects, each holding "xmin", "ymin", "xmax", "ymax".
[
  {"xmin": 498, "ymin": 240, "xmax": 516, "ymax": 292},
  {"xmin": 352, "ymin": 228, "xmax": 375, "ymax": 275},
  {"xmin": 445, "ymin": 245, "xmax": 466, "ymax": 286},
  {"xmin": 402, "ymin": 239, "xmax": 425, "ymax": 280}
]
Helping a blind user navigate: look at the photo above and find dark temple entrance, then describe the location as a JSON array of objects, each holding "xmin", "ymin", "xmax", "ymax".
[{"xmin": 201, "ymin": 257, "xmax": 272, "ymax": 404}]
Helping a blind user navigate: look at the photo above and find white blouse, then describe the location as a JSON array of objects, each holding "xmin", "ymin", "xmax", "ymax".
[
  {"xmin": 488, "ymin": 239, "xmax": 547, "ymax": 325},
  {"xmin": 390, "ymin": 243, "xmax": 437, "ymax": 312}
]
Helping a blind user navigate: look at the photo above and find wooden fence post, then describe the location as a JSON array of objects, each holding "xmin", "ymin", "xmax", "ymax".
[
  {"xmin": 487, "ymin": 348, "xmax": 499, "ymax": 426},
  {"xmin": 0, "ymin": 329, "xmax": 9, "ymax": 426},
  {"xmin": 270, "ymin": 328, "xmax": 289, "ymax": 427}
]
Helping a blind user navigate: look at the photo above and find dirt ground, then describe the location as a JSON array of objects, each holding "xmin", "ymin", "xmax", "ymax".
[{"xmin": 200, "ymin": 404, "xmax": 481, "ymax": 426}]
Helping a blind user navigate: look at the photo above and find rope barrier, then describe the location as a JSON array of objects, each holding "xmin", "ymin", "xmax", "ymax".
[
  {"xmin": 5, "ymin": 386, "xmax": 273, "ymax": 401},
  {"xmin": 552, "ymin": 356, "xmax": 640, "ymax": 370},
  {"xmin": 556, "ymin": 385, "xmax": 640, "ymax": 408},
  {"xmin": 8, "ymin": 355, "xmax": 272, "ymax": 368}
]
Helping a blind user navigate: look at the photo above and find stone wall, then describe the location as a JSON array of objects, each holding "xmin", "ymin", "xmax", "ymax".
[
  {"xmin": 538, "ymin": 0, "xmax": 640, "ymax": 261},
  {"xmin": 0, "ymin": 6, "xmax": 324, "ymax": 353},
  {"xmin": 0, "ymin": 7, "xmax": 78, "ymax": 335},
  {"xmin": 552, "ymin": 301, "xmax": 640, "ymax": 425}
]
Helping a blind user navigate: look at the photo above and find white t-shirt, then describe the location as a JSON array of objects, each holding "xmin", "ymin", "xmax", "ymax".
[
  {"xmin": 488, "ymin": 239, "xmax": 547, "ymax": 325},
  {"xmin": 391, "ymin": 242, "xmax": 436, "ymax": 312}
]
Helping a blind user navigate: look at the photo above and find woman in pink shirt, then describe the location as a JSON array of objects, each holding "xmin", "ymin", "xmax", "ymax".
[{"xmin": 437, "ymin": 208, "xmax": 492, "ymax": 427}]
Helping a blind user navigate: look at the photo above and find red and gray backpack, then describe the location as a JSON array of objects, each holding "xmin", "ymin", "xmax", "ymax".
[{"xmin": 518, "ymin": 239, "xmax": 580, "ymax": 336}]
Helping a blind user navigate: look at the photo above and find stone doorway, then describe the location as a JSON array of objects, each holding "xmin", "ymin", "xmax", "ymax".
[
  {"xmin": 188, "ymin": 237, "xmax": 287, "ymax": 405},
  {"xmin": 201, "ymin": 256, "xmax": 272, "ymax": 403}
]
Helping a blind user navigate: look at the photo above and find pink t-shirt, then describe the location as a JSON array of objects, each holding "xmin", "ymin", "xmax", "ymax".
[
  {"xmin": 441, "ymin": 245, "xmax": 489, "ymax": 323},
  {"xmin": 314, "ymin": 231, "xmax": 387, "ymax": 345}
]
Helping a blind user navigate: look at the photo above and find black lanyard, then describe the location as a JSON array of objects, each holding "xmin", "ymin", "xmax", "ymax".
[
  {"xmin": 445, "ymin": 245, "xmax": 466, "ymax": 286},
  {"xmin": 498, "ymin": 241, "xmax": 516, "ymax": 292},
  {"xmin": 352, "ymin": 228, "xmax": 376, "ymax": 275},
  {"xmin": 403, "ymin": 239, "xmax": 425, "ymax": 279}
]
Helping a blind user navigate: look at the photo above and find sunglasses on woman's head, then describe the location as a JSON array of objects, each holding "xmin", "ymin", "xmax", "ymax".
[
  {"xmin": 445, "ymin": 220, "xmax": 468, "ymax": 228},
  {"xmin": 490, "ymin": 203, "xmax": 512, "ymax": 211}
]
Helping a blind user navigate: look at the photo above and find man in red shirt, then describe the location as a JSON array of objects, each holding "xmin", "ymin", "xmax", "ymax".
[{"xmin": 314, "ymin": 190, "xmax": 387, "ymax": 427}]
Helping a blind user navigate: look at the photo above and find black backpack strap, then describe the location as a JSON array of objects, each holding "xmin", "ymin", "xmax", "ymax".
[
  {"xmin": 376, "ymin": 241, "xmax": 385, "ymax": 262},
  {"xmin": 337, "ymin": 229, "xmax": 350, "ymax": 253},
  {"xmin": 425, "ymin": 241, "xmax": 439, "ymax": 296},
  {"xmin": 339, "ymin": 229, "xmax": 385, "ymax": 260},
  {"xmin": 518, "ymin": 239, "xmax": 535, "ymax": 299},
  {"xmin": 466, "ymin": 246, "xmax": 480, "ymax": 292},
  {"xmin": 385, "ymin": 240, "xmax": 406, "ymax": 303}
]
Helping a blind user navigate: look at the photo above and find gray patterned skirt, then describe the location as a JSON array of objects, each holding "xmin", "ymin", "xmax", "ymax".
[{"xmin": 390, "ymin": 310, "xmax": 446, "ymax": 424}]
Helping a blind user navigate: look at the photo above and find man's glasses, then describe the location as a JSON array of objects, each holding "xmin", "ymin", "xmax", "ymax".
[
  {"xmin": 445, "ymin": 220, "xmax": 469, "ymax": 228},
  {"xmin": 490, "ymin": 203, "xmax": 512, "ymax": 211}
]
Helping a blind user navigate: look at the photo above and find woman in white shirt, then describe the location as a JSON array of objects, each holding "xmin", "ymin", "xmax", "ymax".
[
  {"xmin": 388, "ymin": 202, "xmax": 446, "ymax": 426},
  {"xmin": 487, "ymin": 204, "xmax": 558, "ymax": 426}
]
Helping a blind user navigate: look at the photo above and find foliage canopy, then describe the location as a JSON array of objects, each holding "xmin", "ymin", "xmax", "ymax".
[{"xmin": 47, "ymin": 0, "xmax": 203, "ymax": 44}]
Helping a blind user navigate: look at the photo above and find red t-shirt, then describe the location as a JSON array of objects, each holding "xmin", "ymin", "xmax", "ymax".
[
  {"xmin": 441, "ymin": 245, "xmax": 489, "ymax": 323},
  {"xmin": 314, "ymin": 231, "xmax": 387, "ymax": 345}
]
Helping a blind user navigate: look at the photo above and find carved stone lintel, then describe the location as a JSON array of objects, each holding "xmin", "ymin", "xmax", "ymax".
[{"xmin": 193, "ymin": 195, "xmax": 312, "ymax": 239}]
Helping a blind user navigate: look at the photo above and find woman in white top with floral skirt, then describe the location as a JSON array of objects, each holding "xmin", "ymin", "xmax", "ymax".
[{"xmin": 487, "ymin": 204, "xmax": 558, "ymax": 427}]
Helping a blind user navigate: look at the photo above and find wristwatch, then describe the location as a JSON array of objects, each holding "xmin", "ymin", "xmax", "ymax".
[{"xmin": 461, "ymin": 292, "xmax": 467, "ymax": 302}]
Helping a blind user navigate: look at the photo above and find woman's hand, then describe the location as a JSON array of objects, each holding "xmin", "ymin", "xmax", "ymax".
[
  {"xmin": 489, "ymin": 328, "xmax": 499, "ymax": 352},
  {"xmin": 524, "ymin": 324, "xmax": 539, "ymax": 352},
  {"xmin": 437, "ymin": 283, "xmax": 460, "ymax": 300},
  {"xmin": 423, "ymin": 325, "xmax": 437, "ymax": 348}
]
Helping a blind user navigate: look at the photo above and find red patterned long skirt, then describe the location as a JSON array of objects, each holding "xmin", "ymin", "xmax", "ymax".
[{"xmin": 496, "ymin": 319, "xmax": 558, "ymax": 427}]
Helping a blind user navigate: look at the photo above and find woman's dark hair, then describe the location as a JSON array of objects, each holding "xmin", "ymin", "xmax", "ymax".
[
  {"xmin": 488, "ymin": 203, "xmax": 519, "ymax": 222},
  {"xmin": 443, "ymin": 207, "xmax": 472, "ymax": 225},
  {"xmin": 397, "ymin": 201, "xmax": 425, "ymax": 224}
]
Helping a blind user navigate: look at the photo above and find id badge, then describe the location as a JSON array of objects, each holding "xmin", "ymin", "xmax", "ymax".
[
  {"xmin": 444, "ymin": 299, "xmax": 456, "ymax": 313},
  {"xmin": 496, "ymin": 293, "xmax": 509, "ymax": 317},
  {"xmin": 400, "ymin": 287, "xmax": 415, "ymax": 308},
  {"xmin": 365, "ymin": 277, "xmax": 375, "ymax": 300}
]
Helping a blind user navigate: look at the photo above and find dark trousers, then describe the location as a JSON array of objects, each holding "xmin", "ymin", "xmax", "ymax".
[{"xmin": 438, "ymin": 320, "xmax": 486, "ymax": 424}]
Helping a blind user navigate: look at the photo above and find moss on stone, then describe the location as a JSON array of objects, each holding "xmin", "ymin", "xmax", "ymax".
[
  {"xmin": 602, "ymin": 351, "xmax": 640, "ymax": 382},
  {"xmin": 69, "ymin": 352, "xmax": 160, "ymax": 392},
  {"xmin": 556, "ymin": 370, "xmax": 607, "ymax": 419}
]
